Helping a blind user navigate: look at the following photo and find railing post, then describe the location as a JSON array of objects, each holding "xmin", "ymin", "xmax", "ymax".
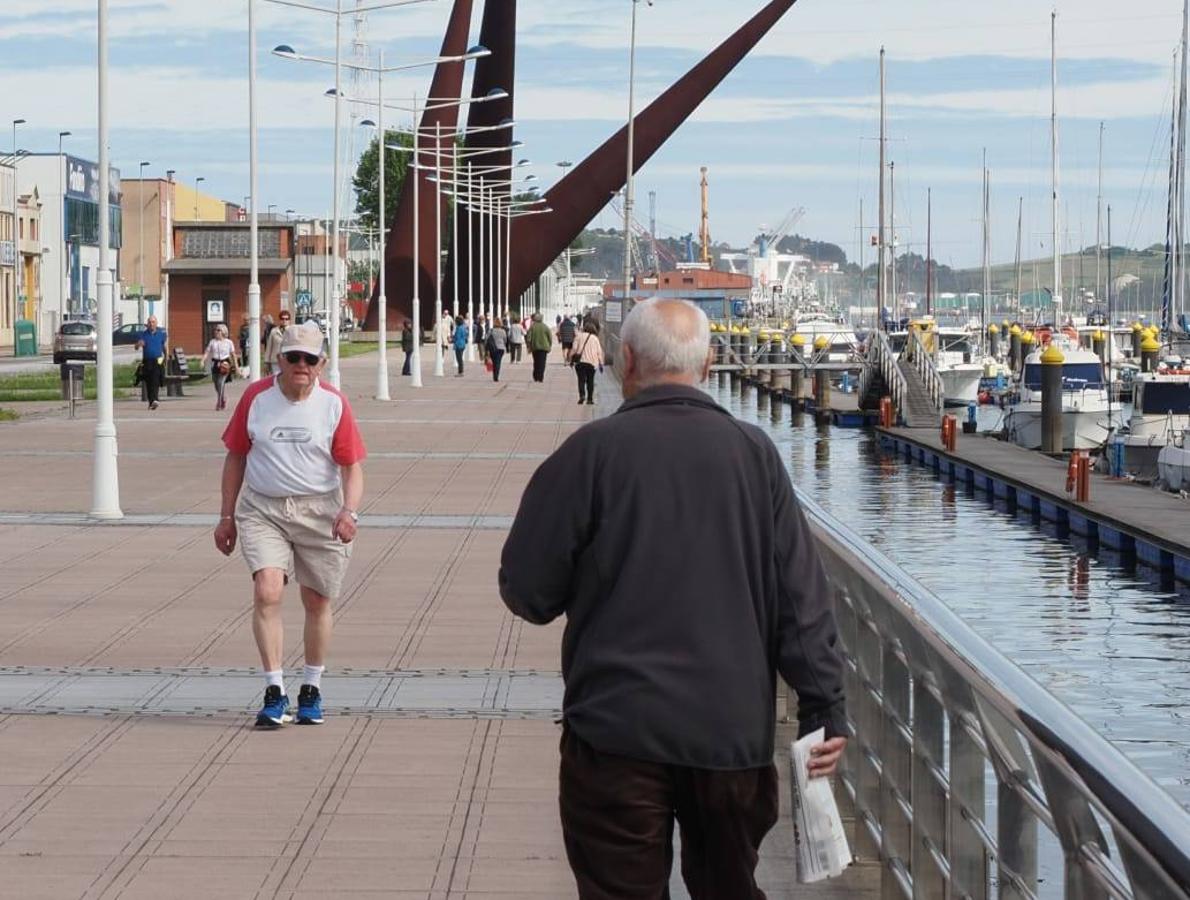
[
  {"xmin": 912, "ymin": 678, "xmax": 947, "ymax": 900},
  {"xmin": 855, "ymin": 606, "xmax": 884, "ymax": 862},
  {"xmin": 948, "ymin": 713, "xmax": 989, "ymax": 900},
  {"xmin": 881, "ymin": 644, "xmax": 913, "ymax": 898}
]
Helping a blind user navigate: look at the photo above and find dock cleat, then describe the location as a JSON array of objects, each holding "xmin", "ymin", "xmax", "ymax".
[
  {"xmin": 255, "ymin": 685, "xmax": 292, "ymax": 728},
  {"xmin": 296, "ymin": 684, "xmax": 324, "ymax": 725}
]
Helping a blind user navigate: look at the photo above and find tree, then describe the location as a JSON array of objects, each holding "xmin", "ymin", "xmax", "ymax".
[{"xmin": 353, "ymin": 130, "xmax": 413, "ymax": 231}]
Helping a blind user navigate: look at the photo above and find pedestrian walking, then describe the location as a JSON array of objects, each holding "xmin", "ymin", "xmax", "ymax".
[
  {"xmin": 265, "ymin": 310, "xmax": 292, "ymax": 375},
  {"xmin": 215, "ymin": 321, "xmax": 366, "ymax": 729},
  {"xmin": 437, "ymin": 309, "xmax": 454, "ymax": 357},
  {"xmin": 507, "ymin": 318, "xmax": 524, "ymax": 363},
  {"xmin": 202, "ymin": 323, "xmax": 239, "ymax": 411},
  {"xmin": 558, "ymin": 314, "xmax": 577, "ymax": 363},
  {"xmin": 135, "ymin": 316, "xmax": 168, "ymax": 411},
  {"xmin": 238, "ymin": 315, "xmax": 250, "ymax": 369},
  {"xmin": 499, "ymin": 297, "xmax": 847, "ymax": 899},
  {"xmin": 568, "ymin": 321, "xmax": 604, "ymax": 405},
  {"xmin": 526, "ymin": 313, "xmax": 553, "ymax": 383},
  {"xmin": 452, "ymin": 316, "xmax": 468, "ymax": 376},
  {"xmin": 486, "ymin": 318, "xmax": 508, "ymax": 382},
  {"xmin": 401, "ymin": 321, "xmax": 414, "ymax": 376},
  {"xmin": 474, "ymin": 316, "xmax": 488, "ymax": 362}
]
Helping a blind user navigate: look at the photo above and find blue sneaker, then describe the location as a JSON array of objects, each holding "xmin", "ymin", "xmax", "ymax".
[
  {"xmin": 296, "ymin": 684, "xmax": 324, "ymax": 725},
  {"xmin": 255, "ymin": 685, "xmax": 291, "ymax": 728}
]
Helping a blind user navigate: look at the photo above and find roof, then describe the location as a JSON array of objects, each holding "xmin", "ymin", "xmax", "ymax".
[{"xmin": 162, "ymin": 258, "xmax": 291, "ymax": 274}]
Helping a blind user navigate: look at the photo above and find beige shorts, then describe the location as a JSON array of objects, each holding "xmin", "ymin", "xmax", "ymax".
[{"xmin": 236, "ymin": 486, "xmax": 352, "ymax": 598}]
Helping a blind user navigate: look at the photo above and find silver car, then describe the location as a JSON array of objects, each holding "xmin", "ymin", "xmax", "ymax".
[{"xmin": 53, "ymin": 321, "xmax": 98, "ymax": 364}]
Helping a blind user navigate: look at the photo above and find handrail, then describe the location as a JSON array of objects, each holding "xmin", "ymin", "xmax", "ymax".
[
  {"xmin": 861, "ymin": 330, "xmax": 909, "ymax": 421},
  {"xmin": 907, "ymin": 328, "xmax": 945, "ymax": 411},
  {"xmin": 797, "ymin": 487, "xmax": 1190, "ymax": 900}
]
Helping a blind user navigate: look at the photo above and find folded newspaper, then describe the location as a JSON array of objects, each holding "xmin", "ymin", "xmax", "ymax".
[{"xmin": 789, "ymin": 728, "xmax": 853, "ymax": 883}]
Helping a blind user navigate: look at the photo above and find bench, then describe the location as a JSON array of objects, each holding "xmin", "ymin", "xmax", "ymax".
[{"xmin": 138, "ymin": 348, "xmax": 207, "ymax": 400}]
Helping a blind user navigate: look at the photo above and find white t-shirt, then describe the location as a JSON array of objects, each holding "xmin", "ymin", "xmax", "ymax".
[
  {"xmin": 206, "ymin": 338, "xmax": 235, "ymax": 361},
  {"xmin": 222, "ymin": 376, "xmax": 367, "ymax": 497}
]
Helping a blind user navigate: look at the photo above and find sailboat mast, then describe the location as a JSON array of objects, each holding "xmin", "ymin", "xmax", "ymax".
[
  {"xmin": 877, "ymin": 48, "xmax": 887, "ymax": 328},
  {"xmin": 858, "ymin": 198, "xmax": 865, "ymax": 320},
  {"xmin": 1051, "ymin": 11, "xmax": 1062, "ymax": 316},
  {"xmin": 890, "ymin": 161, "xmax": 897, "ymax": 323},
  {"xmin": 1178, "ymin": 0, "xmax": 1189, "ymax": 332},
  {"xmin": 1096, "ymin": 121, "xmax": 1104, "ymax": 303},
  {"xmin": 1163, "ymin": 50, "xmax": 1179, "ymax": 334},
  {"xmin": 1014, "ymin": 196, "xmax": 1024, "ymax": 314},
  {"xmin": 982, "ymin": 154, "xmax": 991, "ymax": 346},
  {"xmin": 926, "ymin": 187, "xmax": 933, "ymax": 317}
]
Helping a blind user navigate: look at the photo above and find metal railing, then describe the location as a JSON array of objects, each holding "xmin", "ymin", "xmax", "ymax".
[
  {"xmin": 799, "ymin": 489, "xmax": 1190, "ymax": 900},
  {"xmin": 907, "ymin": 328, "xmax": 946, "ymax": 411},
  {"xmin": 859, "ymin": 330, "xmax": 910, "ymax": 418}
]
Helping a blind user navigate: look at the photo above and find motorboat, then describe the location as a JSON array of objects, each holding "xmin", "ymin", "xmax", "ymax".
[
  {"xmin": 1002, "ymin": 338, "xmax": 1115, "ymax": 451},
  {"xmin": 1157, "ymin": 427, "xmax": 1190, "ymax": 491},
  {"xmin": 887, "ymin": 320, "xmax": 984, "ymax": 406},
  {"xmin": 794, "ymin": 313, "xmax": 861, "ymax": 363},
  {"xmin": 1118, "ymin": 366, "xmax": 1190, "ymax": 479}
]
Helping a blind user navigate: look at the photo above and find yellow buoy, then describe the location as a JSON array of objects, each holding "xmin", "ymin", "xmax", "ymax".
[
  {"xmin": 813, "ymin": 335, "xmax": 830, "ymax": 351},
  {"xmin": 1009, "ymin": 324, "xmax": 1022, "ymax": 335},
  {"xmin": 1021, "ymin": 331, "xmax": 1036, "ymax": 344},
  {"xmin": 988, "ymin": 323, "xmax": 1000, "ymax": 335},
  {"xmin": 791, "ymin": 333, "xmax": 807, "ymax": 347},
  {"xmin": 1041, "ymin": 344, "xmax": 1064, "ymax": 365},
  {"xmin": 1141, "ymin": 334, "xmax": 1161, "ymax": 353}
]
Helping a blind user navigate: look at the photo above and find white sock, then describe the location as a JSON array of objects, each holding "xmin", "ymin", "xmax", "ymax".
[
  {"xmin": 265, "ymin": 670, "xmax": 286, "ymax": 695},
  {"xmin": 302, "ymin": 664, "xmax": 324, "ymax": 690}
]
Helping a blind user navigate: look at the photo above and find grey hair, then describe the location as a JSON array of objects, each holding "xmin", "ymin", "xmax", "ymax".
[{"xmin": 620, "ymin": 298, "xmax": 711, "ymax": 381}]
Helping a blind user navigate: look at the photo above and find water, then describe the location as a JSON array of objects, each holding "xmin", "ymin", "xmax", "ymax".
[{"xmin": 708, "ymin": 377, "xmax": 1190, "ymax": 811}]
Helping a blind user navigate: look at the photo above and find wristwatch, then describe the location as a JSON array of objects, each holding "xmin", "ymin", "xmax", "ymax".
[{"xmin": 343, "ymin": 508, "xmax": 359, "ymax": 523}]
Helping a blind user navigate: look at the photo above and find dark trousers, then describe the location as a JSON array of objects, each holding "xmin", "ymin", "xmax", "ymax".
[
  {"xmin": 142, "ymin": 358, "xmax": 162, "ymax": 404},
  {"xmin": 510, "ymin": 343, "xmax": 522, "ymax": 363},
  {"xmin": 531, "ymin": 349, "xmax": 549, "ymax": 382},
  {"xmin": 490, "ymin": 348, "xmax": 505, "ymax": 381},
  {"xmin": 575, "ymin": 362, "xmax": 596, "ymax": 402},
  {"xmin": 559, "ymin": 728, "xmax": 778, "ymax": 900},
  {"xmin": 454, "ymin": 347, "xmax": 465, "ymax": 374},
  {"xmin": 402, "ymin": 349, "xmax": 412, "ymax": 376}
]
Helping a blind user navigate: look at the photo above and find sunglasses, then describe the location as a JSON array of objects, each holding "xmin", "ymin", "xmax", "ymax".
[{"xmin": 284, "ymin": 351, "xmax": 320, "ymax": 366}]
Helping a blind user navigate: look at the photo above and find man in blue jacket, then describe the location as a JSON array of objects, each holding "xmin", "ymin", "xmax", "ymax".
[
  {"xmin": 500, "ymin": 298, "xmax": 847, "ymax": 899},
  {"xmin": 135, "ymin": 316, "xmax": 168, "ymax": 410}
]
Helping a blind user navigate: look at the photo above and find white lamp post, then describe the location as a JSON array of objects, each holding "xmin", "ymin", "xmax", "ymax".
[
  {"xmin": 359, "ymin": 52, "xmax": 390, "ymax": 399},
  {"xmin": 92, "ymin": 0, "xmax": 121, "ymax": 520},
  {"xmin": 623, "ymin": 0, "xmax": 652, "ymax": 304},
  {"xmin": 433, "ymin": 120, "xmax": 444, "ymax": 377},
  {"xmin": 58, "ymin": 131, "xmax": 70, "ymax": 326},
  {"xmin": 136, "ymin": 160, "xmax": 150, "ymax": 327}
]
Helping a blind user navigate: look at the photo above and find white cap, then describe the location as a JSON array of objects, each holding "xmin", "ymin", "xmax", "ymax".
[{"xmin": 279, "ymin": 321, "xmax": 325, "ymax": 356}]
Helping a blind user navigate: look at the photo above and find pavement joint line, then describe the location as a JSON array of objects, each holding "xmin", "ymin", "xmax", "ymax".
[
  {"xmin": 0, "ymin": 449, "xmax": 550, "ymax": 460},
  {"xmin": 0, "ymin": 665, "xmax": 559, "ymax": 677},
  {"xmin": 0, "ymin": 706, "xmax": 562, "ymax": 720},
  {"xmin": 0, "ymin": 512, "xmax": 516, "ymax": 529}
]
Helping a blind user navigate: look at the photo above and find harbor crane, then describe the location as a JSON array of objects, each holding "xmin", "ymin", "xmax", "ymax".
[{"xmin": 757, "ymin": 206, "xmax": 805, "ymax": 257}]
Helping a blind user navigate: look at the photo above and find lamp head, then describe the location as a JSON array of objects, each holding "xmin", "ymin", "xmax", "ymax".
[
  {"xmin": 360, "ymin": 118, "xmax": 377, "ymax": 128},
  {"xmin": 272, "ymin": 45, "xmax": 297, "ymax": 58},
  {"xmin": 59, "ymin": 130, "xmax": 71, "ymax": 139},
  {"xmin": 484, "ymin": 88, "xmax": 509, "ymax": 101},
  {"xmin": 13, "ymin": 118, "xmax": 26, "ymax": 126},
  {"xmin": 463, "ymin": 45, "xmax": 491, "ymax": 61}
]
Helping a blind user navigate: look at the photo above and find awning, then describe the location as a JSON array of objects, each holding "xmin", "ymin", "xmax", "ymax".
[{"xmin": 161, "ymin": 258, "xmax": 291, "ymax": 274}]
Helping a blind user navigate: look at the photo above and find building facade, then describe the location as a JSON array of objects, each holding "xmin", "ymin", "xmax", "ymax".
[
  {"xmin": 0, "ymin": 163, "xmax": 15, "ymax": 346},
  {"xmin": 17, "ymin": 187, "xmax": 43, "ymax": 331},
  {"xmin": 14, "ymin": 154, "xmax": 122, "ymax": 341},
  {"xmin": 162, "ymin": 221, "xmax": 295, "ymax": 354}
]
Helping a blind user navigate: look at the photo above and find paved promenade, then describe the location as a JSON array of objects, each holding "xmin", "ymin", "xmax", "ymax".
[{"xmin": 0, "ymin": 348, "xmax": 876, "ymax": 899}]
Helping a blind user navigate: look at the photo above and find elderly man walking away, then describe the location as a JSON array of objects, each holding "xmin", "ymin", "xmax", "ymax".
[
  {"xmin": 135, "ymin": 316, "xmax": 168, "ymax": 411},
  {"xmin": 526, "ymin": 313, "xmax": 553, "ymax": 383},
  {"xmin": 214, "ymin": 321, "xmax": 367, "ymax": 728},
  {"xmin": 499, "ymin": 298, "xmax": 847, "ymax": 899}
]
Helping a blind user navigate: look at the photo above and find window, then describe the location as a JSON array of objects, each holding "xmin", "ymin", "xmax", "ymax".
[{"xmin": 181, "ymin": 228, "xmax": 281, "ymax": 259}]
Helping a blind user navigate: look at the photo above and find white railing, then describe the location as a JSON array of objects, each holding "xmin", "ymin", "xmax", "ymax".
[
  {"xmin": 907, "ymin": 328, "xmax": 945, "ymax": 412},
  {"xmin": 860, "ymin": 330, "xmax": 909, "ymax": 419}
]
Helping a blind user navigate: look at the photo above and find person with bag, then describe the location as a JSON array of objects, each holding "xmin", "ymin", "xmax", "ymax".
[
  {"xmin": 202, "ymin": 323, "xmax": 240, "ymax": 411},
  {"xmin": 452, "ymin": 315, "xmax": 469, "ymax": 376},
  {"xmin": 526, "ymin": 312, "xmax": 553, "ymax": 383},
  {"xmin": 486, "ymin": 318, "xmax": 509, "ymax": 383},
  {"xmin": 473, "ymin": 315, "xmax": 488, "ymax": 363},
  {"xmin": 558, "ymin": 314, "xmax": 577, "ymax": 363},
  {"xmin": 401, "ymin": 321, "xmax": 414, "ymax": 376},
  {"xmin": 135, "ymin": 316, "xmax": 168, "ymax": 411},
  {"xmin": 569, "ymin": 321, "xmax": 604, "ymax": 405}
]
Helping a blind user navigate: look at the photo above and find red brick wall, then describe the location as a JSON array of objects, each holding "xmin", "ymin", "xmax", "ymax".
[{"xmin": 168, "ymin": 272, "xmax": 290, "ymax": 353}]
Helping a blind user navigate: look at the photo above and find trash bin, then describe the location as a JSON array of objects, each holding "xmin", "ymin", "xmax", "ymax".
[
  {"xmin": 60, "ymin": 363, "xmax": 85, "ymax": 401},
  {"xmin": 14, "ymin": 320, "xmax": 37, "ymax": 358}
]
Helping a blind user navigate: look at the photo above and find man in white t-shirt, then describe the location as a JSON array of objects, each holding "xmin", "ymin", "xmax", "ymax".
[{"xmin": 214, "ymin": 321, "xmax": 367, "ymax": 728}]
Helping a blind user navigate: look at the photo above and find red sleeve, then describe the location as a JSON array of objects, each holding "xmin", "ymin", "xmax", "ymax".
[
  {"xmin": 222, "ymin": 377, "xmax": 271, "ymax": 454},
  {"xmin": 330, "ymin": 393, "xmax": 367, "ymax": 465}
]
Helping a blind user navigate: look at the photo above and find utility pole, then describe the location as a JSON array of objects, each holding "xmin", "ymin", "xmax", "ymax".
[
  {"xmin": 877, "ymin": 47, "xmax": 887, "ymax": 328},
  {"xmin": 1096, "ymin": 121, "xmax": 1104, "ymax": 302}
]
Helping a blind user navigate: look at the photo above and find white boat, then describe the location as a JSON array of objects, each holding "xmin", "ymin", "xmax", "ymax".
[
  {"xmin": 935, "ymin": 329, "xmax": 985, "ymax": 406},
  {"xmin": 1157, "ymin": 428, "xmax": 1190, "ymax": 490},
  {"xmin": 794, "ymin": 314, "xmax": 860, "ymax": 363},
  {"xmin": 1119, "ymin": 370, "xmax": 1190, "ymax": 479},
  {"xmin": 1003, "ymin": 340, "xmax": 1115, "ymax": 450}
]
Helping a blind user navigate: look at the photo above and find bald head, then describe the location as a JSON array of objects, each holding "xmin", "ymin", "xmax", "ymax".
[{"xmin": 619, "ymin": 298, "xmax": 712, "ymax": 397}]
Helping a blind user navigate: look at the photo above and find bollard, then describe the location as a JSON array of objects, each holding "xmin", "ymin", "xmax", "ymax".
[
  {"xmin": 815, "ymin": 371, "xmax": 832, "ymax": 425},
  {"xmin": 1092, "ymin": 330, "xmax": 1106, "ymax": 365},
  {"xmin": 1131, "ymin": 322, "xmax": 1144, "ymax": 359},
  {"xmin": 987, "ymin": 323, "xmax": 1000, "ymax": 360},
  {"xmin": 790, "ymin": 367, "xmax": 805, "ymax": 411},
  {"xmin": 941, "ymin": 414, "xmax": 958, "ymax": 451},
  {"xmin": 879, "ymin": 395, "xmax": 894, "ymax": 429},
  {"xmin": 1141, "ymin": 333, "xmax": 1160, "ymax": 373},
  {"xmin": 963, "ymin": 401, "xmax": 978, "ymax": 434},
  {"xmin": 1077, "ymin": 452, "xmax": 1091, "ymax": 502},
  {"xmin": 1041, "ymin": 344, "xmax": 1065, "ymax": 454},
  {"xmin": 1009, "ymin": 324, "xmax": 1022, "ymax": 374}
]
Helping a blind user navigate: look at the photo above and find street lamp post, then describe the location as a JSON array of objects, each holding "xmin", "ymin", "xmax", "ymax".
[
  {"xmin": 360, "ymin": 48, "xmax": 390, "ymax": 401},
  {"xmin": 137, "ymin": 160, "xmax": 150, "ymax": 326},
  {"xmin": 10, "ymin": 119, "xmax": 24, "ymax": 334},
  {"xmin": 557, "ymin": 161, "xmax": 573, "ymax": 313},
  {"xmin": 247, "ymin": 0, "xmax": 261, "ymax": 381},
  {"xmin": 433, "ymin": 120, "xmax": 444, "ymax": 377},
  {"xmin": 194, "ymin": 176, "xmax": 205, "ymax": 220},
  {"xmin": 92, "ymin": 0, "xmax": 121, "ymax": 519},
  {"xmin": 622, "ymin": 0, "xmax": 651, "ymax": 306},
  {"xmin": 58, "ymin": 131, "xmax": 70, "ymax": 327},
  {"xmin": 410, "ymin": 93, "xmax": 422, "ymax": 387},
  {"xmin": 161, "ymin": 168, "xmax": 174, "ymax": 320}
]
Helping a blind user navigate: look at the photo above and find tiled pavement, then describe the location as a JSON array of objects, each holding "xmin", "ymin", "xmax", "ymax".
[{"xmin": 0, "ymin": 349, "xmax": 877, "ymax": 899}]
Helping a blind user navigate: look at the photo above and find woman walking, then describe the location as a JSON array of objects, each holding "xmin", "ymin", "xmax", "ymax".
[
  {"xmin": 487, "ymin": 318, "xmax": 508, "ymax": 382},
  {"xmin": 202, "ymin": 323, "xmax": 240, "ymax": 411},
  {"xmin": 507, "ymin": 317, "xmax": 524, "ymax": 363},
  {"xmin": 452, "ymin": 316, "xmax": 469, "ymax": 376},
  {"xmin": 569, "ymin": 320, "xmax": 604, "ymax": 405}
]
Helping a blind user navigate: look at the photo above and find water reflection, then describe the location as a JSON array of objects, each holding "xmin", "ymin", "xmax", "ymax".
[{"xmin": 709, "ymin": 382, "xmax": 1190, "ymax": 811}]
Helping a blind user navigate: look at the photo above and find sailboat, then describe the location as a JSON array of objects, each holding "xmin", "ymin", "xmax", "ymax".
[{"xmin": 1004, "ymin": 12, "xmax": 1113, "ymax": 451}]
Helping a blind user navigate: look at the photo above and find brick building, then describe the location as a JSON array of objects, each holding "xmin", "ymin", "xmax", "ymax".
[{"xmin": 162, "ymin": 222, "xmax": 294, "ymax": 355}]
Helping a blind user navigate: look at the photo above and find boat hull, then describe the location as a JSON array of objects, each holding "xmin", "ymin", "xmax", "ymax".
[
  {"xmin": 939, "ymin": 365, "xmax": 983, "ymax": 407},
  {"xmin": 1157, "ymin": 442, "xmax": 1190, "ymax": 491},
  {"xmin": 1003, "ymin": 407, "xmax": 1114, "ymax": 451}
]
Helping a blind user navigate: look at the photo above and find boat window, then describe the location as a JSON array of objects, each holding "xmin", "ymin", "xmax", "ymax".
[
  {"xmin": 1136, "ymin": 381, "xmax": 1190, "ymax": 414},
  {"xmin": 1022, "ymin": 362, "xmax": 1104, "ymax": 390}
]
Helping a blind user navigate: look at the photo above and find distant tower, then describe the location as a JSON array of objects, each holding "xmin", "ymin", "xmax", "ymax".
[{"xmin": 699, "ymin": 167, "xmax": 711, "ymax": 265}]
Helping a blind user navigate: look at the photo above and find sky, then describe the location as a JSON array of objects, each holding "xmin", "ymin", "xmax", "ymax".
[{"xmin": 2, "ymin": 0, "xmax": 1188, "ymax": 270}]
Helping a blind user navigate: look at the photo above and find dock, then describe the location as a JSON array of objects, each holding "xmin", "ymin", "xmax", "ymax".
[
  {"xmin": 877, "ymin": 424, "xmax": 1190, "ymax": 584},
  {"xmin": 0, "ymin": 350, "xmax": 878, "ymax": 899}
]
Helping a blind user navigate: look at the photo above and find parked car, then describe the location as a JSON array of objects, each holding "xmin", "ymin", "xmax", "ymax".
[
  {"xmin": 53, "ymin": 321, "xmax": 98, "ymax": 364},
  {"xmin": 113, "ymin": 322, "xmax": 145, "ymax": 346}
]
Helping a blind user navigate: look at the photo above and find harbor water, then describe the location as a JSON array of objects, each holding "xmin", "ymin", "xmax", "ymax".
[{"xmin": 708, "ymin": 377, "xmax": 1190, "ymax": 811}]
